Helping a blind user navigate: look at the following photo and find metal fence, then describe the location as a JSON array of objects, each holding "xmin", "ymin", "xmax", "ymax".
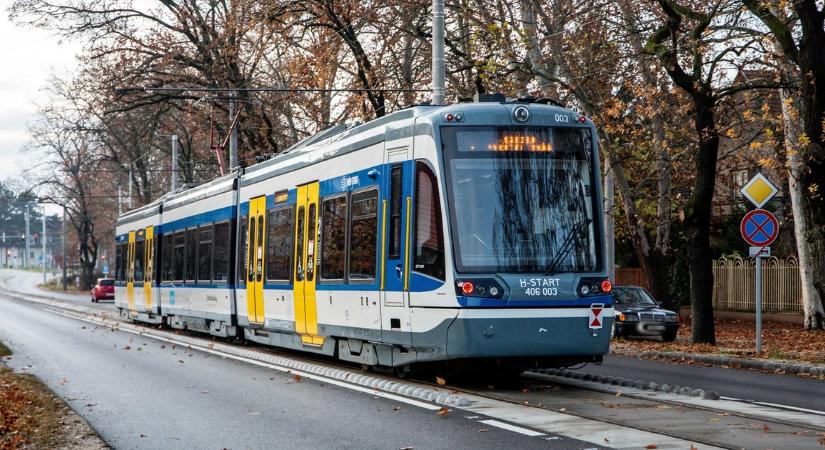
[{"xmin": 712, "ymin": 256, "xmax": 802, "ymax": 312}]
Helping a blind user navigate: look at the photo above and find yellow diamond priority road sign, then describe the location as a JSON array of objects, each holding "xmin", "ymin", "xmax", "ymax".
[{"xmin": 740, "ymin": 173, "xmax": 778, "ymax": 208}]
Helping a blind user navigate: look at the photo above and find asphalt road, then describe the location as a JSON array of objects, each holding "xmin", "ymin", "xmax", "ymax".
[
  {"xmin": 593, "ymin": 353, "xmax": 825, "ymax": 412},
  {"xmin": 0, "ymin": 295, "xmax": 593, "ymax": 450}
]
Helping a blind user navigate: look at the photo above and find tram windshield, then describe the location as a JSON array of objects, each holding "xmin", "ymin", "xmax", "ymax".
[{"xmin": 441, "ymin": 126, "xmax": 600, "ymax": 274}]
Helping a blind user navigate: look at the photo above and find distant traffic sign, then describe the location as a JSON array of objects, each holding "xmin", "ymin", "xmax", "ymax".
[
  {"xmin": 740, "ymin": 209, "xmax": 779, "ymax": 247},
  {"xmin": 740, "ymin": 173, "xmax": 778, "ymax": 208}
]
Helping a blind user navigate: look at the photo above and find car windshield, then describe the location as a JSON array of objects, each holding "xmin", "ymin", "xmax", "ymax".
[
  {"xmin": 100, "ymin": 279, "xmax": 115, "ymax": 286},
  {"xmin": 441, "ymin": 126, "xmax": 599, "ymax": 273},
  {"xmin": 614, "ymin": 288, "xmax": 657, "ymax": 306}
]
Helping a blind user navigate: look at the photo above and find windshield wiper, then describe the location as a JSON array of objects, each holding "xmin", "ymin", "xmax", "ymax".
[{"xmin": 544, "ymin": 218, "xmax": 592, "ymax": 276}]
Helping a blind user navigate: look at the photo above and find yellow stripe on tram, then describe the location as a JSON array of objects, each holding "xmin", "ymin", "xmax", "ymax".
[
  {"xmin": 380, "ymin": 199, "xmax": 387, "ymax": 291},
  {"xmin": 403, "ymin": 196, "xmax": 411, "ymax": 292}
]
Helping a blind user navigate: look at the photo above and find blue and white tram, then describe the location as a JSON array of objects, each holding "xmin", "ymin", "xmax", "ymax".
[{"xmin": 115, "ymin": 99, "xmax": 613, "ymax": 370}]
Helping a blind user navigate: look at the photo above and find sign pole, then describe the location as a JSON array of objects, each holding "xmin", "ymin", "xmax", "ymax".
[{"xmin": 755, "ymin": 253, "xmax": 762, "ymax": 353}]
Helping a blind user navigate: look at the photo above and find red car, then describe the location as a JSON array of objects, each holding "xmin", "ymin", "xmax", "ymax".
[{"xmin": 90, "ymin": 278, "xmax": 115, "ymax": 302}]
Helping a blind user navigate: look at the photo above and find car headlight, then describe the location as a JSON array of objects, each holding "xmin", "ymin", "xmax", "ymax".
[
  {"xmin": 618, "ymin": 313, "xmax": 639, "ymax": 322},
  {"xmin": 665, "ymin": 314, "xmax": 679, "ymax": 323}
]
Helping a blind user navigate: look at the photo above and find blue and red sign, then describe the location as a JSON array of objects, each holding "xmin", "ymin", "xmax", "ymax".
[{"xmin": 740, "ymin": 209, "xmax": 779, "ymax": 247}]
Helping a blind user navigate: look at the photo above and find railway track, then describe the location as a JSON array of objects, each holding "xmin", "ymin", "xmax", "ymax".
[{"xmin": 3, "ymin": 286, "xmax": 823, "ymax": 449}]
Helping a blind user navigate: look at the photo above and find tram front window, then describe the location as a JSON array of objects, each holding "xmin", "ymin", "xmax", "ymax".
[{"xmin": 442, "ymin": 126, "xmax": 600, "ymax": 274}]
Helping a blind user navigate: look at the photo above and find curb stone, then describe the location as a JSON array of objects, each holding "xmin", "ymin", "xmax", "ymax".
[
  {"xmin": 633, "ymin": 350, "xmax": 825, "ymax": 377},
  {"xmin": 530, "ymin": 368, "xmax": 721, "ymax": 400}
]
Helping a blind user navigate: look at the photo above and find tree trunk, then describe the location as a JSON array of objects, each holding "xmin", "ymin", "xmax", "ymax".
[{"xmin": 685, "ymin": 99, "xmax": 718, "ymax": 344}]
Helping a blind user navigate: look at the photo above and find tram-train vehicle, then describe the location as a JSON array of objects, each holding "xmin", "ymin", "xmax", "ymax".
[{"xmin": 115, "ymin": 97, "xmax": 613, "ymax": 371}]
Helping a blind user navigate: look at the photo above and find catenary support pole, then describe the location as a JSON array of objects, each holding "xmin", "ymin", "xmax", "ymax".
[
  {"xmin": 128, "ymin": 168, "xmax": 133, "ymax": 209},
  {"xmin": 24, "ymin": 204, "xmax": 30, "ymax": 268},
  {"xmin": 171, "ymin": 134, "xmax": 179, "ymax": 191},
  {"xmin": 62, "ymin": 208, "xmax": 67, "ymax": 291},
  {"xmin": 605, "ymin": 155, "xmax": 615, "ymax": 281},
  {"xmin": 229, "ymin": 91, "xmax": 239, "ymax": 170},
  {"xmin": 42, "ymin": 206, "xmax": 46, "ymax": 285},
  {"xmin": 431, "ymin": 0, "xmax": 445, "ymax": 105}
]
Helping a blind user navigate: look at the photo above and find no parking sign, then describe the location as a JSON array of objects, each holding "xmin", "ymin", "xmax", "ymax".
[{"xmin": 740, "ymin": 209, "xmax": 779, "ymax": 247}]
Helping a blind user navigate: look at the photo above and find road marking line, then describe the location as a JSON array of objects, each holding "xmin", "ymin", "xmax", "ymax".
[
  {"xmin": 721, "ymin": 395, "xmax": 825, "ymax": 417},
  {"xmin": 750, "ymin": 401, "xmax": 825, "ymax": 416},
  {"xmin": 478, "ymin": 419, "xmax": 545, "ymax": 437}
]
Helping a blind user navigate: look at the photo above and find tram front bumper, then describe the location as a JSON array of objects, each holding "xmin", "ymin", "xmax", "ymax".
[{"xmin": 444, "ymin": 310, "xmax": 612, "ymax": 360}]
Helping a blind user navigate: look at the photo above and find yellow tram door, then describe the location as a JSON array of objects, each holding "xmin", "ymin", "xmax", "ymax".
[
  {"xmin": 143, "ymin": 226, "xmax": 154, "ymax": 312},
  {"xmin": 126, "ymin": 230, "xmax": 136, "ymax": 314},
  {"xmin": 293, "ymin": 182, "xmax": 323, "ymax": 346},
  {"xmin": 246, "ymin": 196, "xmax": 267, "ymax": 326}
]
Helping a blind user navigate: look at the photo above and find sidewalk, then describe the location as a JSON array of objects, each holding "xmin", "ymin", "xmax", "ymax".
[{"xmin": 612, "ymin": 318, "xmax": 825, "ymax": 377}]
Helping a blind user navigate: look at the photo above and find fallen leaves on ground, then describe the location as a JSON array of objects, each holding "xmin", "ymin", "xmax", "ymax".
[
  {"xmin": 1, "ymin": 367, "xmax": 68, "ymax": 449},
  {"xmin": 293, "ymin": 374, "xmax": 302, "ymax": 383},
  {"xmin": 645, "ymin": 444, "xmax": 658, "ymax": 449},
  {"xmin": 435, "ymin": 377, "xmax": 446, "ymax": 385},
  {"xmin": 612, "ymin": 318, "xmax": 825, "ymax": 365},
  {"xmin": 436, "ymin": 407, "xmax": 449, "ymax": 416}
]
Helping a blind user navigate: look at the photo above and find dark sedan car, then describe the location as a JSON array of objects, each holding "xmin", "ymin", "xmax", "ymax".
[{"xmin": 612, "ymin": 285, "xmax": 679, "ymax": 341}]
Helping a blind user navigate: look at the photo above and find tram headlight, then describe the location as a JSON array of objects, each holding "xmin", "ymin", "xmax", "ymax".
[
  {"xmin": 488, "ymin": 286, "xmax": 500, "ymax": 297},
  {"xmin": 579, "ymin": 284, "xmax": 591, "ymax": 296}
]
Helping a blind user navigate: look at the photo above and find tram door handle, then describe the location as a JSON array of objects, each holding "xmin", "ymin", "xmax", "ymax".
[{"xmin": 395, "ymin": 264, "xmax": 403, "ymax": 280}]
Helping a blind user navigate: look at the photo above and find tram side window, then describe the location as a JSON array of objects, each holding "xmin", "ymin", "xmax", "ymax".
[
  {"xmin": 173, "ymin": 231, "xmax": 185, "ymax": 281},
  {"xmin": 198, "ymin": 224, "xmax": 213, "ymax": 283},
  {"xmin": 212, "ymin": 222, "xmax": 230, "ymax": 282},
  {"xmin": 185, "ymin": 229, "xmax": 197, "ymax": 283},
  {"xmin": 320, "ymin": 196, "xmax": 347, "ymax": 281},
  {"xmin": 239, "ymin": 216, "xmax": 248, "ymax": 284},
  {"xmin": 414, "ymin": 162, "xmax": 445, "ymax": 280},
  {"xmin": 389, "ymin": 165, "xmax": 403, "ymax": 259},
  {"xmin": 161, "ymin": 234, "xmax": 173, "ymax": 281},
  {"xmin": 266, "ymin": 208, "xmax": 293, "ymax": 282},
  {"xmin": 348, "ymin": 189, "xmax": 378, "ymax": 281},
  {"xmin": 114, "ymin": 243, "xmax": 122, "ymax": 281},
  {"xmin": 134, "ymin": 239, "xmax": 145, "ymax": 282},
  {"xmin": 119, "ymin": 243, "xmax": 128, "ymax": 282}
]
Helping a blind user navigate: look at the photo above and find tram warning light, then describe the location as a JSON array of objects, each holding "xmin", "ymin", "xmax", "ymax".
[
  {"xmin": 601, "ymin": 280, "xmax": 612, "ymax": 293},
  {"xmin": 578, "ymin": 116, "xmax": 587, "ymax": 123}
]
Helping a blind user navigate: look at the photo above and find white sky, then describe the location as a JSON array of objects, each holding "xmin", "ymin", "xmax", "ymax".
[{"xmin": 0, "ymin": 13, "xmax": 81, "ymax": 185}]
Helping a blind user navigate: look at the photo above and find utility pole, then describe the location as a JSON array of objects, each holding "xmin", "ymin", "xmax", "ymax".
[
  {"xmin": 128, "ymin": 168, "xmax": 133, "ymax": 209},
  {"xmin": 42, "ymin": 206, "xmax": 46, "ymax": 284},
  {"xmin": 431, "ymin": 0, "xmax": 446, "ymax": 105},
  {"xmin": 117, "ymin": 185, "xmax": 122, "ymax": 216},
  {"xmin": 229, "ymin": 91, "xmax": 239, "ymax": 170},
  {"xmin": 24, "ymin": 204, "xmax": 30, "ymax": 268},
  {"xmin": 62, "ymin": 208, "xmax": 67, "ymax": 291},
  {"xmin": 605, "ymin": 157, "xmax": 615, "ymax": 281},
  {"xmin": 171, "ymin": 134, "xmax": 179, "ymax": 191}
]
